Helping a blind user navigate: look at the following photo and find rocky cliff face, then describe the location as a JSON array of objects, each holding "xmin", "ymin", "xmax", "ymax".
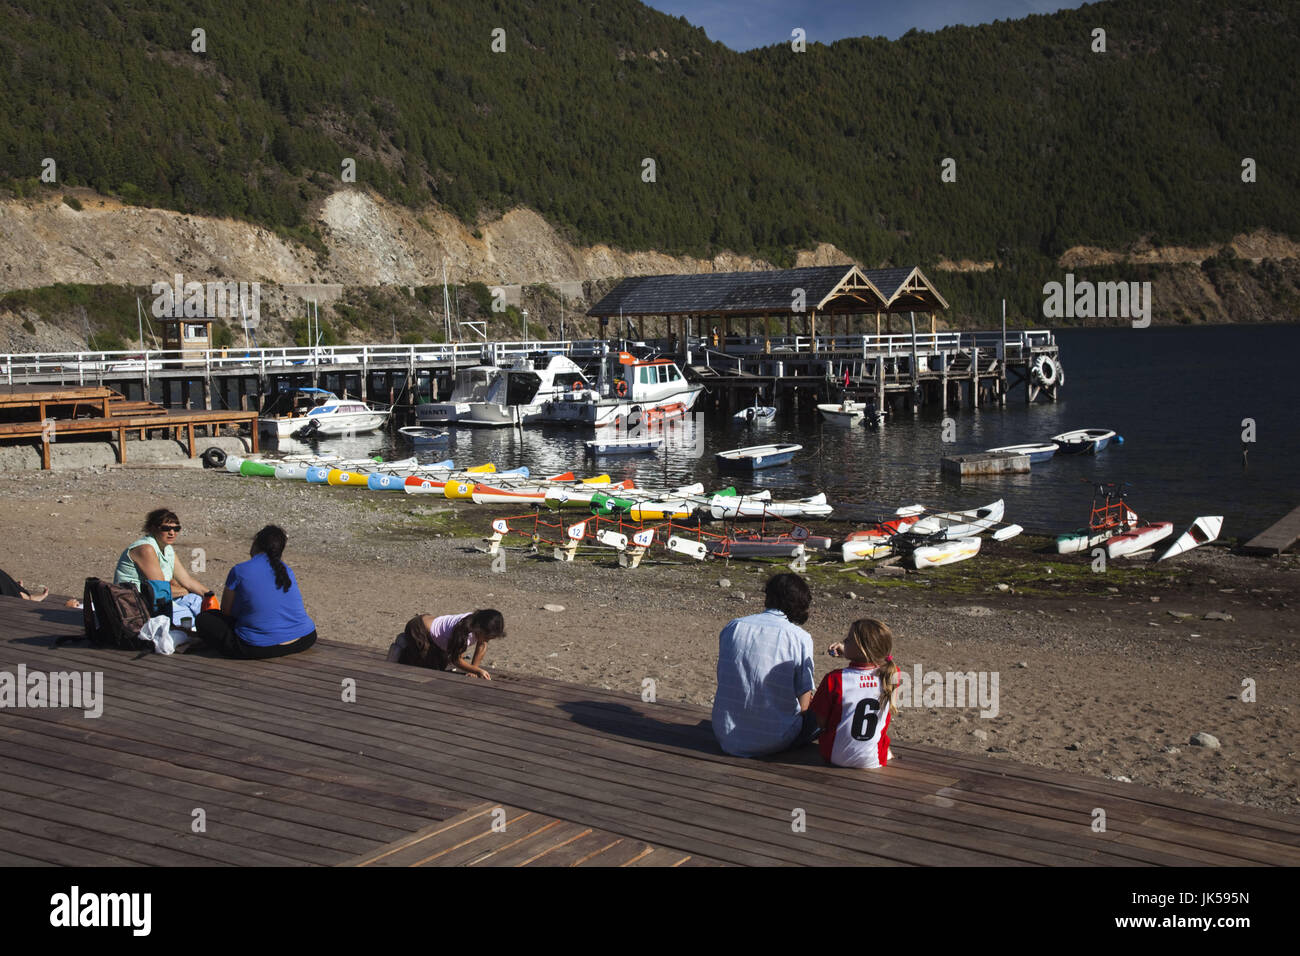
[{"xmin": 0, "ymin": 188, "xmax": 1295, "ymax": 352}]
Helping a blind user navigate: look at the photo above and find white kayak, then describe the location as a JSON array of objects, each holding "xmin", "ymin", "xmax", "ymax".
[
  {"xmin": 709, "ymin": 492, "xmax": 831, "ymax": 520},
  {"xmin": 1105, "ymin": 522, "xmax": 1174, "ymax": 559},
  {"xmin": 910, "ymin": 500, "xmax": 1004, "ymax": 538},
  {"xmin": 910, "ymin": 536, "xmax": 982, "ymax": 568},
  {"xmin": 1157, "ymin": 516, "xmax": 1223, "ymax": 561}
]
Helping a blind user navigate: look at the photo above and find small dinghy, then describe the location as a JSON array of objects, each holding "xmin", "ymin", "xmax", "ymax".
[
  {"xmin": 817, "ymin": 400, "xmax": 866, "ymax": 427},
  {"xmin": 1052, "ymin": 428, "xmax": 1119, "ymax": 455},
  {"xmin": 733, "ymin": 404, "xmax": 777, "ymax": 422},
  {"xmin": 1105, "ymin": 521, "xmax": 1174, "ymax": 559},
  {"xmin": 715, "ymin": 443, "xmax": 802, "ymax": 471},
  {"xmin": 987, "ymin": 442, "xmax": 1058, "ymax": 464},
  {"xmin": 909, "ymin": 500, "xmax": 1005, "ymax": 538},
  {"xmin": 585, "ymin": 436, "xmax": 664, "ymax": 455},
  {"xmin": 399, "ymin": 426, "xmax": 449, "ymax": 444},
  {"xmin": 1157, "ymin": 516, "xmax": 1223, "ymax": 561}
]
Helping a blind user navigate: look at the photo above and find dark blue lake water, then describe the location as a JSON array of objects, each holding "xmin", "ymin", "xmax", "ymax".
[{"xmin": 267, "ymin": 325, "xmax": 1300, "ymax": 540}]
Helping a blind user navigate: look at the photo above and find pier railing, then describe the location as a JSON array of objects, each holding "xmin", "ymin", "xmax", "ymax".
[{"xmin": 0, "ymin": 330, "xmax": 1055, "ymax": 386}]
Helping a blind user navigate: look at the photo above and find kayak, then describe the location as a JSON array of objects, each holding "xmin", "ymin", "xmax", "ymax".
[
  {"xmin": 709, "ymin": 492, "xmax": 830, "ymax": 520},
  {"xmin": 1105, "ymin": 522, "xmax": 1174, "ymax": 559},
  {"xmin": 1157, "ymin": 516, "xmax": 1223, "ymax": 561},
  {"xmin": 910, "ymin": 536, "xmax": 982, "ymax": 569}
]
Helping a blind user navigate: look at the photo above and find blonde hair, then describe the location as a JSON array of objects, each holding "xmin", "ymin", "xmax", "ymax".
[{"xmin": 845, "ymin": 619, "xmax": 900, "ymax": 710}]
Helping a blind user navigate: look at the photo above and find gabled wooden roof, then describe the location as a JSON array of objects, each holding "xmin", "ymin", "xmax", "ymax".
[{"xmin": 588, "ymin": 265, "xmax": 947, "ymax": 317}]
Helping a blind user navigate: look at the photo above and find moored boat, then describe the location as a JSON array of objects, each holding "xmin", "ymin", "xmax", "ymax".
[
  {"xmin": 399, "ymin": 426, "xmax": 450, "ymax": 444},
  {"xmin": 734, "ymin": 404, "xmax": 777, "ymax": 422},
  {"xmin": 715, "ymin": 443, "xmax": 802, "ymax": 471},
  {"xmin": 817, "ymin": 400, "xmax": 866, "ymax": 427},
  {"xmin": 585, "ymin": 436, "xmax": 664, "ymax": 455},
  {"xmin": 987, "ymin": 442, "xmax": 1058, "ymax": 464},
  {"xmin": 709, "ymin": 491, "xmax": 831, "ymax": 520},
  {"xmin": 1052, "ymin": 428, "xmax": 1119, "ymax": 455}
]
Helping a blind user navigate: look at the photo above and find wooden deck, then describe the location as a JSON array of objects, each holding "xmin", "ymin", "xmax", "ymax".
[
  {"xmin": 1243, "ymin": 503, "xmax": 1300, "ymax": 555},
  {"xmin": 1, "ymin": 596, "xmax": 1297, "ymax": 867},
  {"xmin": 0, "ymin": 384, "xmax": 256, "ymax": 467}
]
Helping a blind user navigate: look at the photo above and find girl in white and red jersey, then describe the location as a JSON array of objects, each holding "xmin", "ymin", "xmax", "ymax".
[{"xmin": 811, "ymin": 619, "xmax": 900, "ymax": 769}]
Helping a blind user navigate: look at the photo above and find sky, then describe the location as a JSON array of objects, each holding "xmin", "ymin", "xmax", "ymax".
[{"xmin": 643, "ymin": 0, "xmax": 1091, "ymax": 50}]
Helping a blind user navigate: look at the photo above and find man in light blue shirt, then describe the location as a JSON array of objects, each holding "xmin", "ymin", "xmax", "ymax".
[{"xmin": 712, "ymin": 573, "xmax": 818, "ymax": 757}]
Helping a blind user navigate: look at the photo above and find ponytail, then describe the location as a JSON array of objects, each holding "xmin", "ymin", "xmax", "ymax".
[
  {"xmin": 845, "ymin": 618, "xmax": 900, "ymax": 710},
  {"xmin": 251, "ymin": 525, "xmax": 292, "ymax": 592}
]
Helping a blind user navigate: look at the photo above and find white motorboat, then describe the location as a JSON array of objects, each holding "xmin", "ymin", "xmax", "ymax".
[
  {"xmin": 541, "ymin": 357, "xmax": 703, "ymax": 429},
  {"xmin": 258, "ymin": 387, "xmax": 389, "ymax": 438},
  {"xmin": 418, "ymin": 354, "xmax": 591, "ymax": 426},
  {"xmin": 818, "ymin": 400, "xmax": 866, "ymax": 426}
]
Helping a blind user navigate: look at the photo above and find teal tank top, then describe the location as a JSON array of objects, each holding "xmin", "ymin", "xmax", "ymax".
[{"xmin": 113, "ymin": 536, "xmax": 175, "ymax": 590}]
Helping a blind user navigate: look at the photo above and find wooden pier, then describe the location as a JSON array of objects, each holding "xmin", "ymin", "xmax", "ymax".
[
  {"xmin": 1243, "ymin": 504, "xmax": 1300, "ymax": 555},
  {"xmin": 2, "ymin": 596, "xmax": 1296, "ymax": 867},
  {"xmin": 0, "ymin": 384, "xmax": 257, "ymax": 468}
]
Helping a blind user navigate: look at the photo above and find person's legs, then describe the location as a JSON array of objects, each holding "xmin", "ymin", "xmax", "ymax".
[{"xmin": 194, "ymin": 611, "xmax": 240, "ymax": 656}]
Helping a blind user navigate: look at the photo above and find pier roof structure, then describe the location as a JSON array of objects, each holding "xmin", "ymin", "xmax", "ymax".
[{"xmin": 588, "ymin": 265, "xmax": 948, "ymax": 319}]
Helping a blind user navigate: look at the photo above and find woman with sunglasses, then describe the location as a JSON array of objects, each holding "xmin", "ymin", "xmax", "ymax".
[{"xmin": 113, "ymin": 508, "xmax": 209, "ymax": 603}]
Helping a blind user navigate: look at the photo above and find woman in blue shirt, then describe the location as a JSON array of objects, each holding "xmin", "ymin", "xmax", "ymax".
[{"xmin": 195, "ymin": 525, "xmax": 316, "ymax": 659}]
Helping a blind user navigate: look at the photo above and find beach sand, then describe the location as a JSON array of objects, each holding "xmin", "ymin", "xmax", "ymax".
[{"xmin": 2, "ymin": 465, "xmax": 1297, "ymax": 816}]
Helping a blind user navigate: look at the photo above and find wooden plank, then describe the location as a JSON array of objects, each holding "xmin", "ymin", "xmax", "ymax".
[
  {"xmin": 0, "ymin": 741, "xmax": 416, "ymax": 850},
  {"xmin": 473, "ymin": 821, "xmax": 594, "ymax": 867},
  {"xmin": 347, "ymin": 805, "xmax": 498, "ymax": 866},
  {"xmin": 0, "ymin": 770, "xmax": 365, "ymax": 864},
  {"xmin": 1242, "ymin": 503, "xmax": 1300, "ymax": 554}
]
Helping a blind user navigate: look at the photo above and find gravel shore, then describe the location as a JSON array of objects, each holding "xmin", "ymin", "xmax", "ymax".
[{"xmin": 3, "ymin": 464, "xmax": 1297, "ymax": 816}]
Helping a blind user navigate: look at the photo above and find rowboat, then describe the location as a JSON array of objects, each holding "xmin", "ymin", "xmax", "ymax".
[
  {"xmin": 1105, "ymin": 522, "xmax": 1174, "ymax": 558},
  {"xmin": 709, "ymin": 492, "xmax": 831, "ymax": 520},
  {"xmin": 1157, "ymin": 516, "xmax": 1224, "ymax": 561},
  {"xmin": 817, "ymin": 400, "xmax": 866, "ymax": 427},
  {"xmin": 715, "ymin": 443, "xmax": 802, "ymax": 471},
  {"xmin": 909, "ymin": 536, "xmax": 982, "ymax": 569},
  {"xmin": 909, "ymin": 500, "xmax": 1004, "ymax": 538},
  {"xmin": 987, "ymin": 442, "xmax": 1058, "ymax": 464},
  {"xmin": 470, "ymin": 477, "xmax": 629, "ymax": 506},
  {"xmin": 1052, "ymin": 429, "xmax": 1118, "ymax": 455},
  {"xmin": 398, "ymin": 426, "xmax": 450, "ymax": 444},
  {"xmin": 584, "ymin": 436, "xmax": 664, "ymax": 455}
]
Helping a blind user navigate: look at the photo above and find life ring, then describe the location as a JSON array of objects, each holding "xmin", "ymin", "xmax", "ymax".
[
  {"xmin": 572, "ymin": 380, "xmax": 584, "ymax": 393},
  {"xmin": 1033, "ymin": 355, "xmax": 1058, "ymax": 387},
  {"xmin": 615, "ymin": 379, "xmax": 628, "ymax": 397},
  {"xmin": 201, "ymin": 446, "xmax": 227, "ymax": 469}
]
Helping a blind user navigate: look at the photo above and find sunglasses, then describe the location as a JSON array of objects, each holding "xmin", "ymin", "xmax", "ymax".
[{"xmin": 159, "ymin": 525, "xmax": 182, "ymax": 533}]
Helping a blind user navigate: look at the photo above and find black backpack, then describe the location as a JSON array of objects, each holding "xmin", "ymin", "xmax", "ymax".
[{"xmin": 79, "ymin": 577, "xmax": 156, "ymax": 652}]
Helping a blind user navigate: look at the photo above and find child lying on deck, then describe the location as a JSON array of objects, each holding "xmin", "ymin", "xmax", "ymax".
[
  {"xmin": 387, "ymin": 609, "xmax": 506, "ymax": 680},
  {"xmin": 811, "ymin": 619, "xmax": 900, "ymax": 769}
]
